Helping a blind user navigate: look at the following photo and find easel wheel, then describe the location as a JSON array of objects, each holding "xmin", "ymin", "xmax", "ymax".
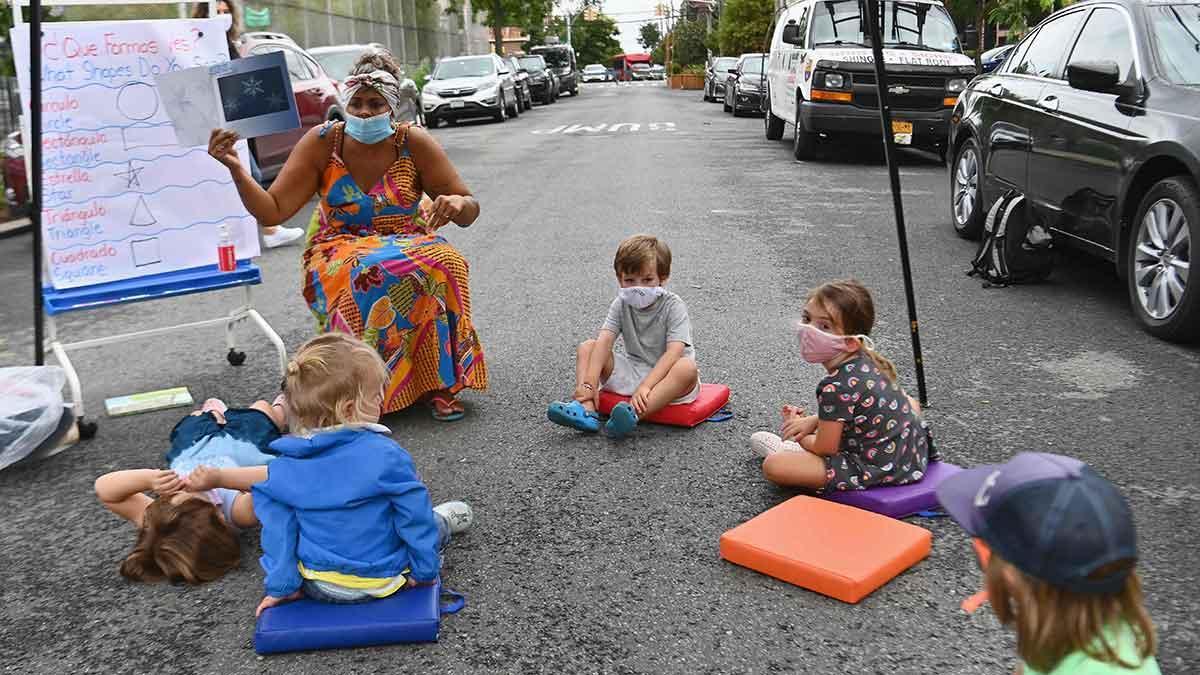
[
  {"xmin": 227, "ymin": 349, "xmax": 247, "ymax": 366},
  {"xmin": 77, "ymin": 419, "xmax": 98, "ymax": 440}
]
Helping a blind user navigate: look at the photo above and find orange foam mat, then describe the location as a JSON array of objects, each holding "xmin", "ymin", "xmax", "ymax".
[{"xmin": 719, "ymin": 496, "xmax": 933, "ymax": 604}]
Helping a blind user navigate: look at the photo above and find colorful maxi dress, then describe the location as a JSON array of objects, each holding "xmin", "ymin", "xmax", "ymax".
[{"xmin": 301, "ymin": 121, "xmax": 487, "ymax": 413}]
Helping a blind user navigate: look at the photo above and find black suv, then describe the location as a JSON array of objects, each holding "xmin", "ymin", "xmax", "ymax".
[{"xmin": 949, "ymin": 0, "xmax": 1199, "ymax": 341}]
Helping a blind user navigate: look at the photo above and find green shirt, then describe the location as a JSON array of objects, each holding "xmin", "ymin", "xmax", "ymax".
[{"xmin": 1023, "ymin": 625, "xmax": 1160, "ymax": 675}]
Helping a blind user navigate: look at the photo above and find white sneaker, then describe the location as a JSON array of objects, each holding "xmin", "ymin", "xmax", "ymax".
[
  {"xmin": 262, "ymin": 226, "xmax": 305, "ymax": 248},
  {"xmin": 750, "ymin": 431, "xmax": 804, "ymax": 458},
  {"xmin": 433, "ymin": 501, "xmax": 474, "ymax": 534}
]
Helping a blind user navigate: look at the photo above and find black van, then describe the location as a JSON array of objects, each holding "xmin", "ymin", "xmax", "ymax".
[{"xmin": 531, "ymin": 43, "xmax": 580, "ymax": 97}]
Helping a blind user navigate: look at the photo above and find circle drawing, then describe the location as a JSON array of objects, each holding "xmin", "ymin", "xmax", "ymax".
[{"xmin": 116, "ymin": 81, "xmax": 159, "ymax": 121}]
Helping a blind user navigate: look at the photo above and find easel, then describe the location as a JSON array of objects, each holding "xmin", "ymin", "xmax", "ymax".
[{"xmin": 18, "ymin": 0, "xmax": 287, "ymax": 438}]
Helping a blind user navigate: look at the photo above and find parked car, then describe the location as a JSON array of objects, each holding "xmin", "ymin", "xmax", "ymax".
[
  {"xmin": 518, "ymin": 54, "xmax": 559, "ymax": 104},
  {"xmin": 650, "ymin": 64, "xmax": 666, "ymax": 80},
  {"xmin": 309, "ymin": 43, "xmax": 422, "ymax": 124},
  {"xmin": 630, "ymin": 62, "xmax": 653, "ymax": 81},
  {"xmin": 239, "ymin": 32, "xmax": 342, "ymax": 179},
  {"xmin": 3, "ymin": 130, "xmax": 27, "ymax": 218},
  {"xmin": 307, "ymin": 42, "xmax": 389, "ymax": 84},
  {"xmin": 582, "ymin": 64, "xmax": 609, "ymax": 83},
  {"xmin": 531, "ymin": 43, "xmax": 580, "ymax": 96},
  {"xmin": 763, "ymin": 0, "xmax": 976, "ymax": 160},
  {"xmin": 979, "ymin": 43, "xmax": 1016, "ymax": 73},
  {"xmin": 507, "ymin": 56, "xmax": 535, "ymax": 111},
  {"xmin": 704, "ymin": 57, "xmax": 739, "ymax": 102},
  {"xmin": 422, "ymin": 54, "xmax": 520, "ymax": 126},
  {"xmin": 724, "ymin": 53, "xmax": 767, "ymax": 116},
  {"xmin": 948, "ymin": 0, "xmax": 1200, "ymax": 341}
]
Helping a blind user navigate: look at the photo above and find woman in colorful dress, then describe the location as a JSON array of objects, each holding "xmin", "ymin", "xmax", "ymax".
[{"xmin": 207, "ymin": 51, "xmax": 487, "ymax": 420}]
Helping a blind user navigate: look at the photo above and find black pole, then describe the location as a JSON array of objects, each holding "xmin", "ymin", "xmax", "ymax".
[
  {"xmin": 863, "ymin": 0, "xmax": 928, "ymax": 406},
  {"xmin": 31, "ymin": 0, "xmax": 44, "ymax": 365}
]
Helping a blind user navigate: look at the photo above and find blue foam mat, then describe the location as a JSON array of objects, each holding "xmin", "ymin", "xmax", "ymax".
[{"xmin": 253, "ymin": 579, "xmax": 463, "ymax": 655}]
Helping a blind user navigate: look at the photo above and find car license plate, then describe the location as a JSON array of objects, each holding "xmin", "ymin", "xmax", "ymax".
[
  {"xmin": 892, "ymin": 120, "xmax": 913, "ymax": 145},
  {"xmin": 450, "ymin": 100, "xmax": 465, "ymax": 109}
]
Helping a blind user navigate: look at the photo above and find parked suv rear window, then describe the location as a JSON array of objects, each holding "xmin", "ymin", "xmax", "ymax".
[
  {"xmin": 1148, "ymin": 3, "xmax": 1200, "ymax": 85},
  {"xmin": 1012, "ymin": 10, "xmax": 1086, "ymax": 78}
]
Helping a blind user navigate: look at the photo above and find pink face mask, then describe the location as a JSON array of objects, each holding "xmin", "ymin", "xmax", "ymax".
[{"xmin": 795, "ymin": 322, "xmax": 874, "ymax": 364}]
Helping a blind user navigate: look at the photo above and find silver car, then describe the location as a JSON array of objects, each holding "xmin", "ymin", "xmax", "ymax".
[{"xmin": 422, "ymin": 54, "xmax": 520, "ymax": 126}]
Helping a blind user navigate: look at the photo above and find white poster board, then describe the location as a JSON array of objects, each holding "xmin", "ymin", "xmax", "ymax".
[{"xmin": 12, "ymin": 17, "xmax": 261, "ymax": 290}]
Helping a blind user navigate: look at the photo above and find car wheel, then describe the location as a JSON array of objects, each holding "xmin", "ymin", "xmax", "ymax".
[
  {"xmin": 792, "ymin": 98, "xmax": 818, "ymax": 161},
  {"xmin": 426, "ymin": 114, "xmax": 438, "ymax": 129},
  {"xmin": 1127, "ymin": 176, "xmax": 1199, "ymax": 342},
  {"xmin": 723, "ymin": 91, "xmax": 733, "ymax": 114},
  {"xmin": 508, "ymin": 92, "xmax": 520, "ymax": 118},
  {"xmin": 495, "ymin": 93, "xmax": 507, "ymax": 122},
  {"xmin": 764, "ymin": 94, "xmax": 784, "ymax": 140},
  {"xmin": 951, "ymin": 136, "xmax": 984, "ymax": 239}
]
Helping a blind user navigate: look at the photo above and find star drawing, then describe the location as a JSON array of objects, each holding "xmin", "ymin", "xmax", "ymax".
[
  {"xmin": 224, "ymin": 98, "xmax": 240, "ymax": 115},
  {"xmin": 266, "ymin": 92, "xmax": 286, "ymax": 109},
  {"xmin": 114, "ymin": 161, "xmax": 145, "ymax": 189},
  {"xmin": 242, "ymin": 76, "xmax": 264, "ymax": 97}
]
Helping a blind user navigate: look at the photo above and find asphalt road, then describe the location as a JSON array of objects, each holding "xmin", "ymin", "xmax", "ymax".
[{"xmin": 1, "ymin": 81, "xmax": 1197, "ymax": 674}]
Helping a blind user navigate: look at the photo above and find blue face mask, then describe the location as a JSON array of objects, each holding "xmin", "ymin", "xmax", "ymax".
[{"xmin": 344, "ymin": 111, "xmax": 394, "ymax": 144}]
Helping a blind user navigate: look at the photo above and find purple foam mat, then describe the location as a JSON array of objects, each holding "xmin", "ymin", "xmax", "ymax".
[{"xmin": 824, "ymin": 462, "xmax": 963, "ymax": 518}]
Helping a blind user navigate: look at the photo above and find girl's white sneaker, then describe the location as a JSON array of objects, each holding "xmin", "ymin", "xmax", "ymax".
[
  {"xmin": 433, "ymin": 501, "xmax": 474, "ymax": 534},
  {"xmin": 750, "ymin": 431, "xmax": 804, "ymax": 458}
]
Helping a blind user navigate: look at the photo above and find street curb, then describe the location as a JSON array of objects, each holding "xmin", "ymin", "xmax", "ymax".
[{"xmin": 0, "ymin": 217, "xmax": 30, "ymax": 239}]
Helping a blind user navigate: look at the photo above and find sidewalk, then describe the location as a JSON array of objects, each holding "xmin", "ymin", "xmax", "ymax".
[{"xmin": 0, "ymin": 217, "xmax": 29, "ymax": 238}]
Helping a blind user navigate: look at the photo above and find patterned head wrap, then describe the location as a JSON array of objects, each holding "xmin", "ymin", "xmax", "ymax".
[{"xmin": 342, "ymin": 69, "xmax": 403, "ymax": 120}]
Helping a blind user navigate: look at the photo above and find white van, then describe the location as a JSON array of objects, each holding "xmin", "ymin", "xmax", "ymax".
[{"xmin": 763, "ymin": 0, "xmax": 976, "ymax": 160}]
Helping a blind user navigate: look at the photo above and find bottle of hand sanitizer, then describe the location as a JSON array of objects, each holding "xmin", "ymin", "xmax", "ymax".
[{"xmin": 217, "ymin": 224, "xmax": 237, "ymax": 272}]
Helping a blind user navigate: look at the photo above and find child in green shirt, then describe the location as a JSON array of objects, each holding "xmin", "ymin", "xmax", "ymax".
[{"xmin": 937, "ymin": 452, "xmax": 1160, "ymax": 674}]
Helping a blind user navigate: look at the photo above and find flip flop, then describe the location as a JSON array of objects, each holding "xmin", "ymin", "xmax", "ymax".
[
  {"xmin": 605, "ymin": 402, "xmax": 638, "ymax": 439},
  {"xmin": 427, "ymin": 393, "xmax": 465, "ymax": 422},
  {"xmin": 547, "ymin": 400, "xmax": 600, "ymax": 433}
]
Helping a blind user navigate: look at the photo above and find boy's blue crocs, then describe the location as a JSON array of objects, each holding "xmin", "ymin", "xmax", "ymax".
[
  {"xmin": 547, "ymin": 400, "xmax": 600, "ymax": 433},
  {"xmin": 605, "ymin": 402, "xmax": 639, "ymax": 439}
]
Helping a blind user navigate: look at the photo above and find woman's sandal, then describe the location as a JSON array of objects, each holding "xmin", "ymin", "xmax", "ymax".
[
  {"xmin": 427, "ymin": 392, "xmax": 465, "ymax": 422},
  {"xmin": 547, "ymin": 400, "xmax": 600, "ymax": 433}
]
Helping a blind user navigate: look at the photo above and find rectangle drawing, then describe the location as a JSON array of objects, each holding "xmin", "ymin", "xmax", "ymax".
[{"xmin": 131, "ymin": 237, "xmax": 162, "ymax": 267}]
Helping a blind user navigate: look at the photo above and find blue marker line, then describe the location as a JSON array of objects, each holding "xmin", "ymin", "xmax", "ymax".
[
  {"xmin": 46, "ymin": 215, "xmax": 257, "ymax": 251},
  {"xmin": 44, "ymin": 179, "xmax": 234, "ymax": 208},
  {"xmin": 43, "ymin": 148, "xmax": 214, "ymax": 171},
  {"xmin": 44, "ymin": 121, "xmax": 173, "ymax": 135},
  {"xmin": 43, "ymin": 82, "xmax": 133, "ymax": 92}
]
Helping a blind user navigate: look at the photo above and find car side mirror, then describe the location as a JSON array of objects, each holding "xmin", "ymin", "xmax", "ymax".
[
  {"xmin": 782, "ymin": 22, "xmax": 803, "ymax": 45},
  {"xmin": 728, "ymin": 68, "xmax": 738, "ymax": 74},
  {"xmin": 1067, "ymin": 61, "xmax": 1119, "ymax": 94},
  {"xmin": 499, "ymin": 68, "xmax": 511, "ymax": 75},
  {"xmin": 519, "ymin": 68, "xmax": 528, "ymax": 74}
]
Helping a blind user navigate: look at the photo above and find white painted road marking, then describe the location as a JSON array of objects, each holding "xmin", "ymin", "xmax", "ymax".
[{"xmin": 530, "ymin": 122, "xmax": 677, "ymax": 135}]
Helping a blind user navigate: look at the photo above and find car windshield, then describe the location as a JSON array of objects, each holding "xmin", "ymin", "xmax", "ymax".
[
  {"xmin": 741, "ymin": 56, "xmax": 765, "ymax": 74},
  {"xmin": 810, "ymin": 0, "xmax": 961, "ymax": 52},
  {"xmin": 632, "ymin": 63, "xmax": 650, "ymax": 70},
  {"xmin": 1148, "ymin": 3, "xmax": 1200, "ymax": 85},
  {"xmin": 536, "ymin": 48, "xmax": 571, "ymax": 68},
  {"xmin": 432, "ymin": 57, "xmax": 494, "ymax": 79},
  {"xmin": 311, "ymin": 48, "xmax": 366, "ymax": 81},
  {"xmin": 519, "ymin": 57, "xmax": 546, "ymax": 72},
  {"xmin": 713, "ymin": 57, "xmax": 738, "ymax": 71},
  {"xmin": 584, "ymin": 65, "xmax": 605, "ymax": 72}
]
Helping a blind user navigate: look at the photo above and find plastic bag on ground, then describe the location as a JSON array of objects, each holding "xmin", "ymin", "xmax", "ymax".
[{"xmin": 0, "ymin": 366, "xmax": 67, "ymax": 471}]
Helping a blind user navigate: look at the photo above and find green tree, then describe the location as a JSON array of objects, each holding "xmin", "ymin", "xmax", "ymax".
[
  {"xmin": 544, "ymin": 12, "xmax": 621, "ymax": 66},
  {"xmin": 669, "ymin": 18, "xmax": 708, "ymax": 67},
  {"xmin": 716, "ymin": 0, "xmax": 773, "ymax": 56},
  {"xmin": 638, "ymin": 22, "xmax": 662, "ymax": 51},
  {"xmin": 447, "ymin": 0, "xmax": 554, "ymax": 55}
]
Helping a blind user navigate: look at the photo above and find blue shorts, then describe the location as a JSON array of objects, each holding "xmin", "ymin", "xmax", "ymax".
[{"xmin": 166, "ymin": 408, "xmax": 280, "ymax": 466}]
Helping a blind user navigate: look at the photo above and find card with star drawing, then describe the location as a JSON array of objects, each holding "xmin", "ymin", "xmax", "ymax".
[{"xmin": 156, "ymin": 51, "xmax": 300, "ymax": 148}]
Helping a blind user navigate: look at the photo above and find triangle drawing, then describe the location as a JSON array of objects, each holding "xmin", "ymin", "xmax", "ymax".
[{"xmin": 130, "ymin": 195, "xmax": 156, "ymax": 227}]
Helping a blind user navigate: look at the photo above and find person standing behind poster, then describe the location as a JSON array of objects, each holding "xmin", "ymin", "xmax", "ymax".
[{"xmin": 193, "ymin": 1, "xmax": 304, "ymax": 249}]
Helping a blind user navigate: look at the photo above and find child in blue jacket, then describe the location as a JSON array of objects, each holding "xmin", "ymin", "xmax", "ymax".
[{"xmin": 252, "ymin": 332, "xmax": 474, "ymax": 616}]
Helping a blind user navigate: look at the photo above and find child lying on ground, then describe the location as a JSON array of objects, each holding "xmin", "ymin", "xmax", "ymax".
[
  {"xmin": 938, "ymin": 452, "xmax": 1161, "ymax": 674},
  {"xmin": 252, "ymin": 332, "xmax": 473, "ymax": 616},
  {"xmin": 753, "ymin": 279, "xmax": 938, "ymax": 491},
  {"xmin": 547, "ymin": 234, "xmax": 700, "ymax": 438},
  {"xmin": 94, "ymin": 396, "xmax": 286, "ymax": 583}
]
